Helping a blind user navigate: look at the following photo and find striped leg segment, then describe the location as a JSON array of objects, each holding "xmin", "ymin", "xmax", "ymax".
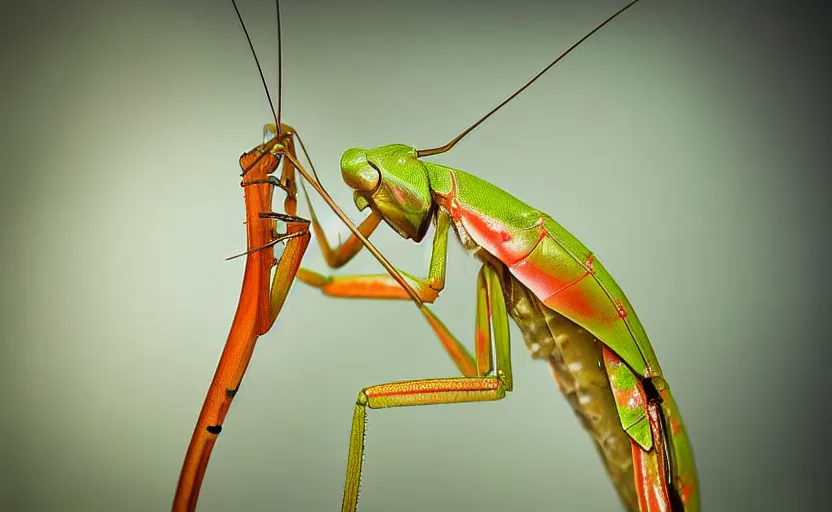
[
  {"xmin": 341, "ymin": 264, "xmax": 512, "ymax": 512},
  {"xmin": 342, "ymin": 378, "xmax": 505, "ymax": 511},
  {"xmin": 631, "ymin": 401, "xmax": 671, "ymax": 512}
]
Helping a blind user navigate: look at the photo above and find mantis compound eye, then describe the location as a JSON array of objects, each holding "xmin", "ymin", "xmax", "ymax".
[
  {"xmin": 341, "ymin": 148, "xmax": 380, "ymax": 193},
  {"xmin": 353, "ymin": 165, "xmax": 380, "ymax": 193}
]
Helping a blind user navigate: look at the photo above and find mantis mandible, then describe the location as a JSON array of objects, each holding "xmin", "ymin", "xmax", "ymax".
[{"xmin": 292, "ymin": 0, "xmax": 701, "ymax": 511}]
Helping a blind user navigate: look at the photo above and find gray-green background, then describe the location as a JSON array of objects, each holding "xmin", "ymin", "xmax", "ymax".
[{"xmin": 3, "ymin": 0, "xmax": 828, "ymax": 510}]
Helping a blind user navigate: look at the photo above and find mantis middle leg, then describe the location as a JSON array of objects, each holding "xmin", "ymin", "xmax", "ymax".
[
  {"xmin": 297, "ymin": 208, "xmax": 480, "ymax": 377},
  {"xmin": 339, "ymin": 263, "xmax": 514, "ymax": 512}
]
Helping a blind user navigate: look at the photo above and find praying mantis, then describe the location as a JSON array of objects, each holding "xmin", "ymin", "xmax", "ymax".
[{"xmin": 173, "ymin": 0, "xmax": 699, "ymax": 510}]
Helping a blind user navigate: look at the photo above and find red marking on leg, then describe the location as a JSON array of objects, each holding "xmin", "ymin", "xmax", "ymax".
[
  {"xmin": 423, "ymin": 311, "xmax": 478, "ymax": 377},
  {"xmin": 632, "ymin": 440, "xmax": 670, "ymax": 512},
  {"xmin": 324, "ymin": 276, "xmax": 410, "ymax": 299},
  {"xmin": 632, "ymin": 402, "xmax": 672, "ymax": 512}
]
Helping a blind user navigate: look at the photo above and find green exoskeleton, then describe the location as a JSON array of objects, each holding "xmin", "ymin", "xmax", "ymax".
[{"xmin": 294, "ymin": 0, "xmax": 700, "ymax": 510}]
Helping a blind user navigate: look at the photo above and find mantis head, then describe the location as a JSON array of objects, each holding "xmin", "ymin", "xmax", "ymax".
[{"xmin": 341, "ymin": 144, "xmax": 435, "ymax": 242}]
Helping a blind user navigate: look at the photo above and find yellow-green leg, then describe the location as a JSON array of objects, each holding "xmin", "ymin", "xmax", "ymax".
[{"xmin": 341, "ymin": 263, "xmax": 513, "ymax": 512}]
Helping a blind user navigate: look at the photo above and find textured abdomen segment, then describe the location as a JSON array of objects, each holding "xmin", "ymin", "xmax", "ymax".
[{"xmin": 492, "ymin": 261, "xmax": 639, "ymax": 512}]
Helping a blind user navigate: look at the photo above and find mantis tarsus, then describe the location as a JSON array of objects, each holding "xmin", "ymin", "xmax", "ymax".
[{"xmin": 174, "ymin": 0, "xmax": 700, "ymax": 510}]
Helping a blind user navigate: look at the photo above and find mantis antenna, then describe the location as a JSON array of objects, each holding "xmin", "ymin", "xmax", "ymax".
[
  {"xmin": 274, "ymin": 0, "xmax": 283, "ymax": 132},
  {"xmin": 417, "ymin": 0, "xmax": 644, "ymax": 157},
  {"xmin": 230, "ymin": 0, "xmax": 279, "ymax": 131}
]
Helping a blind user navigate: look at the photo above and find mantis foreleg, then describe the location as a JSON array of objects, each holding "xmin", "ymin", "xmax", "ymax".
[
  {"xmin": 299, "ymin": 210, "xmax": 476, "ymax": 373},
  {"xmin": 297, "ymin": 209, "xmax": 450, "ymax": 303}
]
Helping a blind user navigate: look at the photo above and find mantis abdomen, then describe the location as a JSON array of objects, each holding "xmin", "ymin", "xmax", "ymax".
[{"xmin": 424, "ymin": 160, "xmax": 699, "ymax": 511}]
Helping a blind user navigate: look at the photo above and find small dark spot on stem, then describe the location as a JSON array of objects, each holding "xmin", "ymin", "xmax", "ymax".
[
  {"xmin": 206, "ymin": 425, "xmax": 222, "ymax": 435},
  {"xmin": 226, "ymin": 388, "xmax": 238, "ymax": 398}
]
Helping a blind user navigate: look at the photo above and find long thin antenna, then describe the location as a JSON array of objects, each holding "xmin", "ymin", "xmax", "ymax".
[
  {"xmin": 231, "ymin": 0, "xmax": 279, "ymax": 128},
  {"xmin": 294, "ymin": 131, "xmax": 322, "ymax": 184},
  {"xmin": 417, "ymin": 0, "xmax": 643, "ymax": 157},
  {"xmin": 275, "ymin": 0, "xmax": 283, "ymax": 132}
]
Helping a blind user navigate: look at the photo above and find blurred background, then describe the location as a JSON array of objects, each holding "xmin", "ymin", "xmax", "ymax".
[{"xmin": 2, "ymin": 0, "xmax": 829, "ymax": 510}]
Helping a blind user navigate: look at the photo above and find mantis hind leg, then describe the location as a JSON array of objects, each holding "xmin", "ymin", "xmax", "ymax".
[
  {"xmin": 340, "ymin": 263, "xmax": 512, "ymax": 512},
  {"xmin": 602, "ymin": 347, "xmax": 700, "ymax": 511}
]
